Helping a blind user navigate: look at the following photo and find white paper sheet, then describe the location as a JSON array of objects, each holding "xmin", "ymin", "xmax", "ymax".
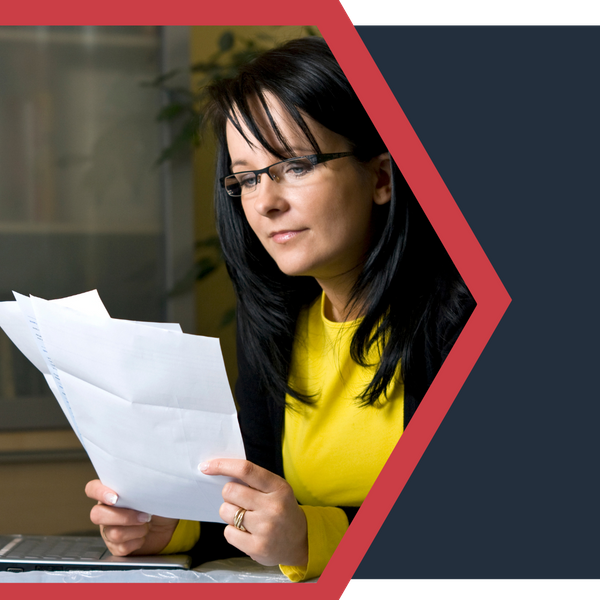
[{"xmin": 0, "ymin": 290, "xmax": 245, "ymax": 523}]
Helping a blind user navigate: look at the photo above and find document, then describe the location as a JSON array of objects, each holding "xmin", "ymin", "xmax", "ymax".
[{"xmin": 0, "ymin": 291, "xmax": 245, "ymax": 523}]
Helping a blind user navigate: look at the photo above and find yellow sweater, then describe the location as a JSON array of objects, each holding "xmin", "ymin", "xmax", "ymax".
[{"xmin": 162, "ymin": 294, "xmax": 404, "ymax": 581}]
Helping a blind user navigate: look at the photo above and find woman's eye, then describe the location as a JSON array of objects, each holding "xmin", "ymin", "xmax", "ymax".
[
  {"xmin": 239, "ymin": 174, "xmax": 257, "ymax": 188},
  {"xmin": 283, "ymin": 161, "xmax": 311, "ymax": 177}
]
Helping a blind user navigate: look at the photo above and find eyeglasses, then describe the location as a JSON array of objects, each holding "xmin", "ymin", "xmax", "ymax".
[{"xmin": 220, "ymin": 152, "xmax": 354, "ymax": 198}]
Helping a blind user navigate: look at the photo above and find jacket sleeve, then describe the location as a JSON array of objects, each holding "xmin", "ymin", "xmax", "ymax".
[{"xmin": 234, "ymin": 327, "xmax": 284, "ymax": 476}]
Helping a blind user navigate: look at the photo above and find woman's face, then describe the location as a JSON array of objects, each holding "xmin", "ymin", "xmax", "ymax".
[{"xmin": 225, "ymin": 97, "xmax": 390, "ymax": 291}]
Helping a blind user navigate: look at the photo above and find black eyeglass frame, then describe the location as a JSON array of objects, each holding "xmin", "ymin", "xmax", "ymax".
[{"xmin": 220, "ymin": 152, "xmax": 354, "ymax": 197}]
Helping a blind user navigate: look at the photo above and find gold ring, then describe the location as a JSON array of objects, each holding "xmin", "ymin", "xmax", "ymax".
[{"xmin": 234, "ymin": 507, "xmax": 247, "ymax": 532}]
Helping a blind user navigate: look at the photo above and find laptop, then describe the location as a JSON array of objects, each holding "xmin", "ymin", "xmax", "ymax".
[{"xmin": 0, "ymin": 534, "xmax": 191, "ymax": 572}]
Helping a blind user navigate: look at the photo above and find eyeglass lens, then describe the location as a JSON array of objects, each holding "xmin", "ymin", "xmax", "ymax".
[{"xmin": 224, "ymin": 157, "xmax": 316, "ymax": 197}]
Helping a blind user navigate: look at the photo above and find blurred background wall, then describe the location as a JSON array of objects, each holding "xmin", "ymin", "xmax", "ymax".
[{"xmin": 0, "ymin": 25, "xmax": 316, "ymax": 536}]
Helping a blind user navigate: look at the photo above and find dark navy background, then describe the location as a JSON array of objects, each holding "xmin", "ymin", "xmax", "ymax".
[{"xmin": 354, "ymin": 27, "xmax": 600, "ymax": 578}]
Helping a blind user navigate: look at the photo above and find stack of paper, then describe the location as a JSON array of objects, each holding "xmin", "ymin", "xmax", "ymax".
[{"xmin": 0, "ymin": 290, "xmax": 245, "ymax": 523}]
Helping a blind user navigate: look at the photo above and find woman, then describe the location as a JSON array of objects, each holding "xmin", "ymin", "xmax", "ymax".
[{"xmin": 85, "ymin": 36, "xmax": 475, "ymax": 581}]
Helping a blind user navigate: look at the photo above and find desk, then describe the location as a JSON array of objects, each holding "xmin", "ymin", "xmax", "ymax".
[{"xmin": 0, "ymin": 557, "xmax": 297, "ymax": 583}]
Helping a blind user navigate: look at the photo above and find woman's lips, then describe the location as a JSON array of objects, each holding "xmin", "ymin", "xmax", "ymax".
[{"xmin": 269, "ymin": 229, "xmax": 307, "ymax": 244}]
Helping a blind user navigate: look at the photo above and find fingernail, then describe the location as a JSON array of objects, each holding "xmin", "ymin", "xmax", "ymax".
[
  {"xmin": 103, "ymin": 492, "xmax": 118, "ymax": 505},
  {"xmin": 199, "ymin": 462, "xmax": 210, "ymax": 473},
  {"xmin": 137, "ymin": 512, "xmax": 152, "ymax": 523}
]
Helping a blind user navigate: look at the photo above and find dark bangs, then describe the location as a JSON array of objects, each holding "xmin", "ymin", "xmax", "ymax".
[{"xmin": 206, "ymin": 36, "xmax": 387, "ymax": 164}]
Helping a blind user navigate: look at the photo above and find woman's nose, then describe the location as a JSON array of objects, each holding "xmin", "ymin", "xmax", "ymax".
[{"xmin": 251, "ymin": 175, "xmax": 289, "ymax": 216}]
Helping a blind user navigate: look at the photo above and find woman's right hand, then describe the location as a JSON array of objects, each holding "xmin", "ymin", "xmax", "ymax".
[{"xmin": 85, "ymin": 479, "xmax": 178, "ymax": 556}]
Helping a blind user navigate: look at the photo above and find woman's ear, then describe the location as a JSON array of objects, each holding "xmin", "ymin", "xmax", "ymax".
[{"xmin": 372, "ymin": 153, "xmax": 392, "ymax": 206}]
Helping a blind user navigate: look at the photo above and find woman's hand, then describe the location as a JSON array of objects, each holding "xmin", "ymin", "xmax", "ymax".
[
  {"xmin": 200, "ymin": 459, "xmax": 308, "ymax": 567},
  {"xmin": 85, "ymin": 479, "xmax": 178, "ymax": 556}
]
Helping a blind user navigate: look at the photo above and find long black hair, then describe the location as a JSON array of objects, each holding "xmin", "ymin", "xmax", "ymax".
[{"xmin": 206, "ymin": 36, "xmax": 473, "ymax": 409}]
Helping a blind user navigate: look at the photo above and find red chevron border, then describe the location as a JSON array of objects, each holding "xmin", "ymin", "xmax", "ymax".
[{"xmin": 1, "ymin": 3, "xmax": 510, "ymax": 600}]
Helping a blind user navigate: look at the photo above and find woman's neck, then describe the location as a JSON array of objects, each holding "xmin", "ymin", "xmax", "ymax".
[{"xmin": 317, "ymin": 272, "xmax": 364, "ymax": 323}]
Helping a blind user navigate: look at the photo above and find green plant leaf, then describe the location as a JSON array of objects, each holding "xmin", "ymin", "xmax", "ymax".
[
  {"xmin": 194, "ymin": 256, "xmax": 220, "ymax": 280},
  {"xmin": 219, "ymin": 307, "xmax": 237, "ymax": 328},
  {"xmin": 154, "ymin": 116, "xmax": 200, "ymax": 165},
  {"xmin": 140, "ymin": 69, "xmax": 180, "ymax": 88},
  {"xmin": 190, "ymin": 59, "xmax": 219, "ymax": 73},
  {"xmin": 156, "ymin": 103, "xmax": 188, "ymax": 121},
  {"xmin": 168, "ymin": 257, "xmax": 220, "ymax": 296},
  {"xmin": 195, "ymin": 236, "xmax": 222, "ymax": 251},
  {"xmin": 219, "ymin": 31, "xmax": 235, "ymax": 52}
]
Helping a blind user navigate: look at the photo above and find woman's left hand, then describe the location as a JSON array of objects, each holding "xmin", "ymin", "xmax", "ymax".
[{"xmin": 200, "ymin": 459, "xmax": 308, "ymax": 567}]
